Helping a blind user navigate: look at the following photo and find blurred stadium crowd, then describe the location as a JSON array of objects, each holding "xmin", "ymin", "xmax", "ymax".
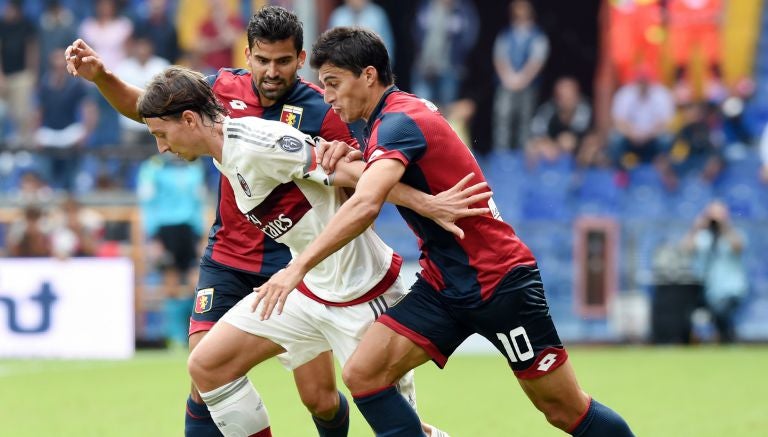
[{"xmin": 1, "ymin": 0, "xmax": 767, "ymax": 344}]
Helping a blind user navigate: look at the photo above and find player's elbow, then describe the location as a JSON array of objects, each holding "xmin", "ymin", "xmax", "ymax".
[{"xmin": 349, "ymin": 195, "xmax": 383, "ymax": 225}]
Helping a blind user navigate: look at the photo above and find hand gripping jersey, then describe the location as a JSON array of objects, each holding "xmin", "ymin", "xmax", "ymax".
[
  {"xmin": 362, "ymin": 87, "xmax": 536, "ymax": 308},
  {"xmin": 203, "ymin": 69, "xmax": 358, "ymax": 275},
  {"xmin": 214, "ymin": 116, "xmax": 401, "ymax": 305}
]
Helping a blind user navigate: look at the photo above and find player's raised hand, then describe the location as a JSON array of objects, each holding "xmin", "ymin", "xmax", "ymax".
[
  {"xmin": 65, "ymin": 39, "xmax": 106, "ymax": 82},
  {"xmin": 251, "ymin": 265, "xmax": 303, "ymax": 320},
  {"xmin": 424, "ymin": 173, "xmax": 492, "ymax": 239},
  {"xmin": 316, "ymin": 139, "xmax": 361, "ymax": 173}
]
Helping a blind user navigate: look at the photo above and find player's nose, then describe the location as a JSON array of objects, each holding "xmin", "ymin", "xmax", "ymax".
[{"xmin": 155, "ymin": 139, "xmax": 169, "ymax": 154}]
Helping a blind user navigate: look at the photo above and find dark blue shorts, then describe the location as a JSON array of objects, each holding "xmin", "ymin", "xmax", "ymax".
[
  {"xmin": 378, "ymin": 265, "xmax": 567, "ymax": 379},
  {"xmin": 188, "ymin": 257, "xmax": 270, "ymax": 335}
]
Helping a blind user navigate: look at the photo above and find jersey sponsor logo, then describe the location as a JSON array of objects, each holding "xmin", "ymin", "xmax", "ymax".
[
  {"xmin": 369, "ymin": 149, "xmax": 385, "ymax": 162},
  {"xmin": 278, "ymin": 136, "xmax": 303, "ymax": 153},
  {"xmin": 536, "ymin": 353, "xmax": 559, "ymax": 372},
  {"xmin": 237, "ymin": 173, "xmax": 252, "ymax": 197},
  {"xmin": 245, "ymin": 212, "xmax": 294, "ymax": 239},
  {"xmin": 194, "ymin": 288, "xmax": 214, "ymax": 313},
  {"xmin": 229, "ymin": 100, "xmax": 247, "ymax": 110},
  {"xmin": 280, "ymin": 104, "xmax": 304, "ymax": 128},
  {"xmin": 419, "ymin": 98, "xmax": 439, "ymax": 112}
]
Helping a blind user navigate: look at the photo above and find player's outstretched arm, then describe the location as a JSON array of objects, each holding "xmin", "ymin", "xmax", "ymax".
[
  {"xmin": 332, "ymin": 160, "xmax": 491, "ymax": 239},
  {"xmin": 65, "ymin": 39, "xmax": 145, "ymax": 123}
]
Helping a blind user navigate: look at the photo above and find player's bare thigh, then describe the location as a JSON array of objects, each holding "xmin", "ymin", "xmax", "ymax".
[
  {"xmin": 189, "ymin": 321, "xmax": 286, "ymax": 392},
  {"xmin": 342, "ymin": 321, "xmax": 431, "ymax": 393},
  {"xmin": 516, "ymin": 359, "xmax": 590, "ymax": 430}
]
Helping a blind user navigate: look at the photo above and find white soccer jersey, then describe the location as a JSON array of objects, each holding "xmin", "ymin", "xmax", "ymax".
[{"xmin": 213, "ymin": 116, "xmax": 400, "ymax": 305}]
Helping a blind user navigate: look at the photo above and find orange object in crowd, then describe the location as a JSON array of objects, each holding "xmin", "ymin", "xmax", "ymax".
[{"xmin": 608, "ymin": 0, "xmax": 664, "ymax": 83}]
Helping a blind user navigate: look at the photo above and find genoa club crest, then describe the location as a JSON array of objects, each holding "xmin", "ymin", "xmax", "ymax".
[
  {"xmin": 280, "ymin": 105, "xmax": 304, "ymax": 129},
  {"xmin": 194, "ymin": 288, "xmax": 214, "ymax": 313}
]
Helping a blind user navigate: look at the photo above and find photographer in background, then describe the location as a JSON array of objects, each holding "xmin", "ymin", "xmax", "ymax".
[{"xmin": 682, "ymin": 200, "xmax": 748, "ymax": 343}]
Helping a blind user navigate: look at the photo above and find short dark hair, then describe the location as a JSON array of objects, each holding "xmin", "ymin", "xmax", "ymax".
[
  {"xmin": 137, "ymin": 66, "xmax": 226, "ymax": 124},
  {"xmin": 247, "ymin": 5, "xmax": 303, "ymax": 53},
  {"xmin": 310, "ymin": 27, "xmax": 393, "ymax": 86}
]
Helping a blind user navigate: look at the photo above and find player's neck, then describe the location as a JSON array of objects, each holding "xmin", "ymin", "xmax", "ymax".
[
  {"xmin": 363, "ymin": 85, "xmax": 390, "ymax": 121},
  {"xmin": 209, "ymin": 122, "xmax": 225, "ymax": 163}
]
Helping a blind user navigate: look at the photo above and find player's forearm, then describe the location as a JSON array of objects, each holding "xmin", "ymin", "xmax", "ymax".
[
  {"xmin": 92, "ymin": 70, "xmax": 146, "ymax": 123},
  {"xmin": 291, "ymin": 194, "xmax": 381, "ymax": 276},
  {"xmin": 332, "ymin": 159, "xmax": 424, "ymax": 211}
]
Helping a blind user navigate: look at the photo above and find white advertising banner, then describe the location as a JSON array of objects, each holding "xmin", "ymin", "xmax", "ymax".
[{"xmin": 0, "ymin": 258, "xmax": 135, "ymax": 359}]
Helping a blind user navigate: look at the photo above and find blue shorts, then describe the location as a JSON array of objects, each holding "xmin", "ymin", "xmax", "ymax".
[
  {"xmin": 189, "ymin": 257, "xmax": 271, "ymax": 335},
  {"xmin": 378, "ymin": 265, "xmax": 568, "ymax": 379}
]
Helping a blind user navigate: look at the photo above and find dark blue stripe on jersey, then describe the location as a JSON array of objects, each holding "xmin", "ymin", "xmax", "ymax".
[
  {"xmin": 374, "ymin": 112, "xmax": 427, "ymax": 163},
  {"xmin": 262, "ymin": 79, "xmax": 331, "ymax": 138},
  {"xmin": 202, "ymin": 174, "xmax": 224, "ymax": 263},
  {"xmin": 206, "ymin": 68, "xmax": 249, "ymax": 87},
  {"xmin": 395, "ymin": 167, "xmax": 480, "ymax": 305}
]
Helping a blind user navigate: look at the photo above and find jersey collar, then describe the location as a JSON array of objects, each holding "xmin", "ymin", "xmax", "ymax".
[{"xmin": 364, "ymin": 85, "xmax": 399, "ymax": 139}]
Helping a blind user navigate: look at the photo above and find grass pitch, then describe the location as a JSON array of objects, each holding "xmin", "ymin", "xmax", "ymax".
[{"xmin": 2, "ymin": 345, "xmax": 766, "ymax": 436}]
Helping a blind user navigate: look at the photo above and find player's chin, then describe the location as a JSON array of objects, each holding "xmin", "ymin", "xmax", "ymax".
[{"xmin": 260, "ymin": 87, "xmax": 287, "ymax": 101}]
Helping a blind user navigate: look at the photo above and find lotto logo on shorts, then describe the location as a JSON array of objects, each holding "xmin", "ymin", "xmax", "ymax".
[{"xmin": 194, "ymin": 288, "xmax": 214, "ymax": 313}]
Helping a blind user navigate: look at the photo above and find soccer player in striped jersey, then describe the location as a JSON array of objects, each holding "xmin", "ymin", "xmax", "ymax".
[
  {"xmin": 136, "ymin": 66, "xmax": 480, "ymax": 436},
  {"xmin": 253, "ymin": 27, "xmax": 635, "ymax": 437}
]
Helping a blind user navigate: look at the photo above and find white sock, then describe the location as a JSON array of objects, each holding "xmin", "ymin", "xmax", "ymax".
[
  {"xmin": 199, "ymin": 376, "xmax": 270, "ymax": 437},
  {"xmin": 424, "ymin": 423, "xmax": 451, "ymax": 437}
]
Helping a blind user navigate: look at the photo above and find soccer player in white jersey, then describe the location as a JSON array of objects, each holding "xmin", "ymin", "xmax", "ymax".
[{"xmin": 137, "ymin": 66, "xmax": 487, "ymax": 437}]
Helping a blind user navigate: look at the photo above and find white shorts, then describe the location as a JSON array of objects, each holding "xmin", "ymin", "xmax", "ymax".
[{"xmin": 219, "ymin": 276, "xmax": 417, "ymax": 407}]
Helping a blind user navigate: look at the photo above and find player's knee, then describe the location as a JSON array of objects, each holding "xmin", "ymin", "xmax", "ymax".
[
  {"xmin": 341, "ymin": 359, "xmax": 373, "ymax": 393},
  {"xmin": 300, "ymin": 389, "xmax": 339, "ymax": 420},
  {"xmin": 534, "ymin": 397, "xmax": 585, "ymax": 431},
  {"xmin": 187, "ymin": 348, "xmax": 212, "ymax": 387}
]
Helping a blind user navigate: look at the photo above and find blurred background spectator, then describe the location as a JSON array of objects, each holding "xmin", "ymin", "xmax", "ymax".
[
  {"xmin": 114, "ymin": 30, "xmax": 169, "ymax": 153},
  {"xmin": 528, "ymin": 76, "xmax": 592, "ymax": 164},
  {"xmin": 131, "ymin": 0, "xmax": 179, "ymax": 64},
  {"xmin": 0, "ymin": 0, "xmax": 38, "ymax": 148},
  {"xmin": 77, "ymin": 0, "xmax": 132, "ymax": 71},
  {"xmin": 34, "ymin": 47, "xmax": 94, "ymax": 192},
  {"xmin": 6, "ymin": 204, "xmax": 52, "ymax": 257},
  {"xmin": 668, "ymin": 102, "xmax": 724, "ymax": 184},
  {"xmin": 328, "ymin": 0, "xmax": 394, "ymax": 62},
  {"xmin": 137, "ymin": 154, "xmax": 206, "ymax": 348},
  {"xmin": 410, "ymin": 0, "xmax": 478, "ymax": 110},
  {"xmin": 48, "ymin": 195, "xmax": 104, "ymax": 258},
  {"xmin": 609, "ymin": 66, "xmax": 675, "ymax": 187},
  {"xmin": 195, "ymin": 0, "xmax": 243, "ymax": 74},
  {"xmin": 666, "ymin": 0, "xmax": 724, "ymax": 104},
  {"xmin": 492, "ymin": 0, "xmax": 549, "ymax": 151},
  {"xmin": 37, "ymin": 0, "xmax": 79, "ymax": 80},
  {"xmin": 682, "ymin": 200, "xmax": 748, "ymax": 344},
  {"xmin": 606, "ymin": 0, "xmax": 663, "ymax": 85}
]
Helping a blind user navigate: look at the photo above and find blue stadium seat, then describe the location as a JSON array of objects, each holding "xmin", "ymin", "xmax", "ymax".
[
  {"xmin": 520, "ymin": 161, "xmax": 574, "ymax": 220},
  {"xmin": 669, "ymin": 176, "xmax": 715, "ymax": 220},
  {"xmin": 574, "ymin": 168, "xmax": 621, "ymax": 216}
]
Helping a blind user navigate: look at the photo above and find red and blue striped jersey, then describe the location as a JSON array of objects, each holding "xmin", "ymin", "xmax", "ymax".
[
  {"xmin": 362, "ymin": 87, "xmax": 536, "ymax": 307},
  {"xmin": 204, "ymin": 68, "xmax": 358, "ymax": 274}
]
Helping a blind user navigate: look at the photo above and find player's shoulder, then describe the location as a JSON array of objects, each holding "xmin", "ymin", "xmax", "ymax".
[{"xmin": 210, "ymin": 68, "xmax": 252, "ymax": 88}]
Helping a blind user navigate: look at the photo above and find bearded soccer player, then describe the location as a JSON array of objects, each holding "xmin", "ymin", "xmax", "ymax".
[
  {"xmin": 253, "ymin": 27, "xmax": 636, "ymax": 437},
  {"xmin": 65, "ymin": 6, "xmax": 441, "ymax": 437}
]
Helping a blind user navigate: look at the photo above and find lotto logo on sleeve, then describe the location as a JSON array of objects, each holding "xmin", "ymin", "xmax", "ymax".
[{"xmin": 194, "ymin": 288, "xmax": 214, "ymax": 313}]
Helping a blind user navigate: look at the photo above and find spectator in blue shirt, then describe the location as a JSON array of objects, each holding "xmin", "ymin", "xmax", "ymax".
[{"xmin": 137, "ymin": 154, "xmax": 206, "ymax": 348}]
